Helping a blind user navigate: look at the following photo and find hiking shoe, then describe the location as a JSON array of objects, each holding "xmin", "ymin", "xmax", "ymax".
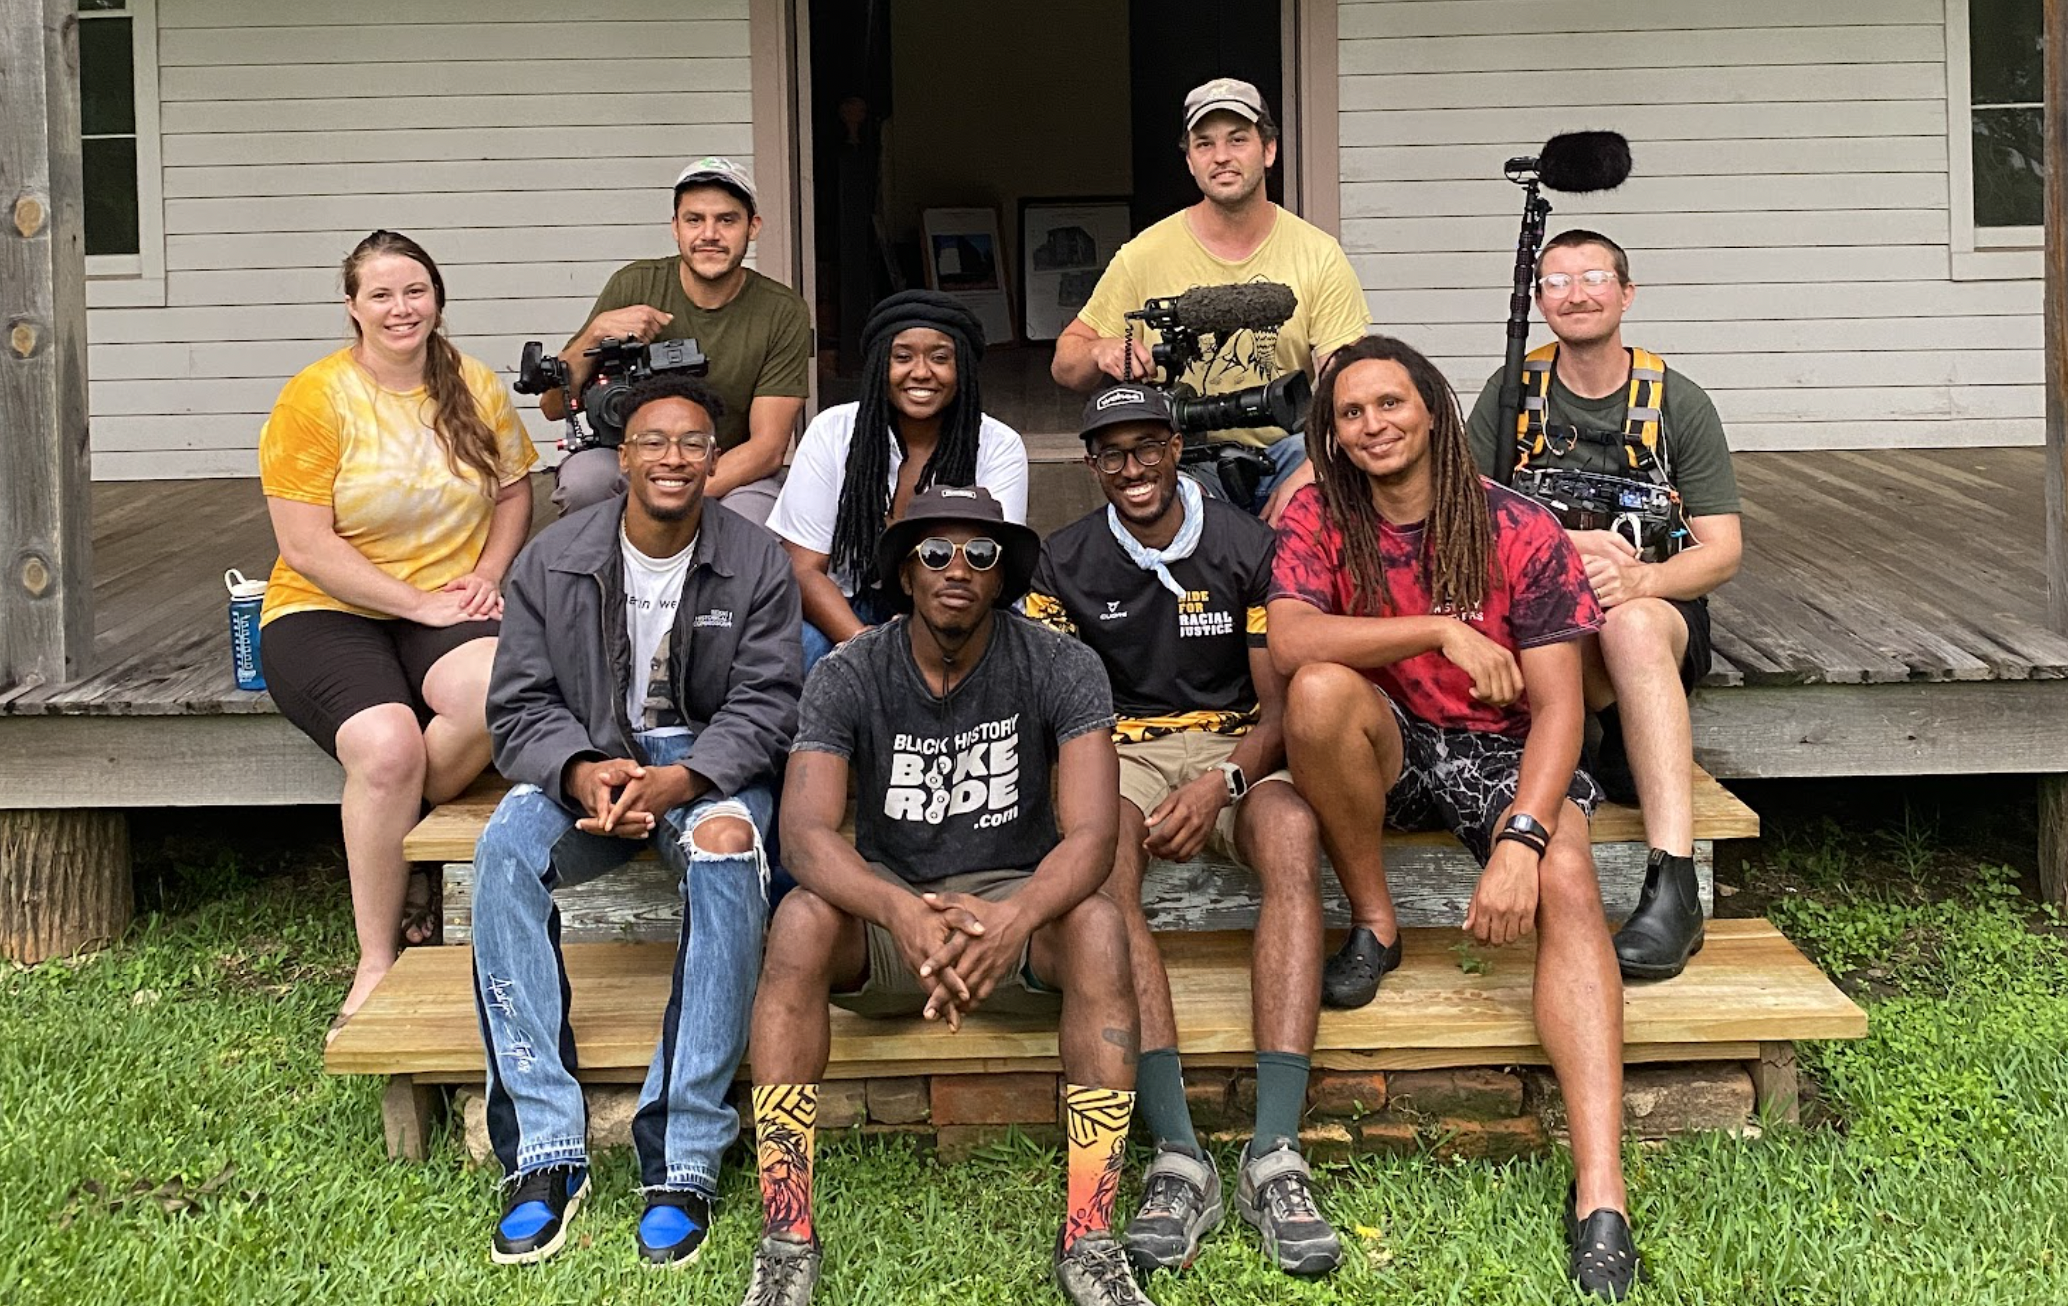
[
  {"xmin": 1122, "ymin": 1143, "xmax": 1223, "ymax": 1273},
  {"xmin": 1053, "ymin": 1230, "xmax": 1156, "ymax": 1305},
  {"xmin": 739, "ymin": 1231, "xmax": 822, "ymax": 1306},
  {"xmin": 636, "ymin": 1188, "xmax": 712, "ymax": 1266},
  {"xmin": 1235, "ymin": 1139, "xmax": 1341, "ymax": 1276},
  {"xmin": 1321, "ymin": 926, "xmax": 1401, "ymax": 1009},
  {"xmin": 491, "ymin": 1163, "xmax": 589, "ymax": 1265}
]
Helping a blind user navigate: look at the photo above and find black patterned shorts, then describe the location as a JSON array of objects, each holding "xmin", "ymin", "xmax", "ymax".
[{"xmin": 1382, "ymin": 697, "xmax": 1603, "ymax": 866}]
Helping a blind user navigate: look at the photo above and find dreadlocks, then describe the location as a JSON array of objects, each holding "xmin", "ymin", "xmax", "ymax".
[
  {"xmin": 828, "ymin": 291, "xmax": 987, "ymax": 590},
  {"xmin": 1305, "ymin": 335, "xmax": 1494, "ymax": 619}
]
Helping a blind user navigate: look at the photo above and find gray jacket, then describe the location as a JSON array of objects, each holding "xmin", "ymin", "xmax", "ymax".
[{"xmin": 488, "ymin": 496, "xmax": 802, "ymax": 810}]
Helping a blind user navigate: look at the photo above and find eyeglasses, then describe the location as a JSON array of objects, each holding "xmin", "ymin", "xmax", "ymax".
[
  {"xmin": 627, "ymin": 433, "xmax": 717, "ymax": 462},
  {"xmin": 1088, "ymin": 438, "xmax": 1172, "ymax": 475},
  {"xmin": 910, "ymin": 536, "xmax": 1003, "ymax": 572},
  {"xmin": 1537, "ymin": 269, "xmax": 1619, "ymax": 295}
]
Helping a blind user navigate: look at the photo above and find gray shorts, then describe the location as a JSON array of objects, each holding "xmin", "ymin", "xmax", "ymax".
[{"xmin": 830, "ymin": 864, "xmax": 1062, "ymax": 1017}]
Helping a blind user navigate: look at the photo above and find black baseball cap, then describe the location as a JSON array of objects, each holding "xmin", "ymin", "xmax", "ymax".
[{"xmin": 1079, "ymin": 384, "xmax": 1178, "ymax": 445}]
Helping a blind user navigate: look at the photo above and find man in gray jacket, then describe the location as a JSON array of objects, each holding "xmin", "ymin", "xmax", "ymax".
[{"xmin": 470, "ymin": 371, "xmax": 802, "ymax": 1270}]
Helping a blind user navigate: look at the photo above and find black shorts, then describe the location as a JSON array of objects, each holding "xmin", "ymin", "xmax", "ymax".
[
  {"xmin": 1666, "ymin": 596, "xmax": 1714, "ymax": 693},
  {"xmin": 1381, "ymin": 697, "xmax": 1603, "ymax": 865},
  {"xmin": 260, "ymin": 609, "xmax": 498, "ymax": 757}
]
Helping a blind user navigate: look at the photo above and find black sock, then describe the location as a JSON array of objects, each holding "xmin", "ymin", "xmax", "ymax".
[
  {"xmin": 1252, "ymin": 1051, "xmax": 1311, "ymax": 1153},
  {"xmin": 1134, "ymin": 1047, "xmax": 1200, "ymax": 1156}
]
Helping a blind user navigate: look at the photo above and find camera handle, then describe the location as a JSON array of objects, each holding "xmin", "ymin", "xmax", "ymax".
[{"xmin": 1495, "ymin": 173, "xmax": 1552, "ymax": 486}]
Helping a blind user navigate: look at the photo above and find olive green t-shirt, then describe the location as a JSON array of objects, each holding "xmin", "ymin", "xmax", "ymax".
[
  {"xmin": 1464, "ymin": 356, "xmax": 1741, "ymax": 517},
  {"xmin": 572, "ymin": 260, "xmax": 812, "ymax": 450}
]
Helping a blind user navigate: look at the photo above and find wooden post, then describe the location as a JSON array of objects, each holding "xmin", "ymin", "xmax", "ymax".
[
  {"xmin": 1, "ymin": 0, "xmax": 93, "ymax": 689},
  {"xmin": 1749, "ymin": 1042, "xmax": 1801, "ymax": 1125},
  {"xmin": 2047, "ymin": 0, "xmax": 2068, "ymax": 907},
  {"xmin": 0, "ymin": 808, "xmax": 130, "ymax": 963}
]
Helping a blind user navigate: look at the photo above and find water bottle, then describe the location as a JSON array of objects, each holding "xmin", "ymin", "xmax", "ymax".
[{"xmin": 225, "ymin": 568, "xmax": 267, "ymax": 691}]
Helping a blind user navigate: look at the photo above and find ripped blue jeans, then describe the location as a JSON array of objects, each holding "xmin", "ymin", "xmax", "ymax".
[{"xmin": 470, "ymin": 731, "xmax": 773, "ymax": 1196}]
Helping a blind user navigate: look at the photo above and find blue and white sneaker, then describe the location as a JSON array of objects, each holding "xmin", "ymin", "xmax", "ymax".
[
  {"xmin": 637, "ymin": 1189, "xmax": 713, "ymax": 1266},
  {"xmin": 492, "ymin": 1164, "xmax": 590, "ymax": 1265}
]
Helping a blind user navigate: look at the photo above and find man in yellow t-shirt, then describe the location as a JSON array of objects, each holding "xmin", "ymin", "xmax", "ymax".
[{"xmin": 1054, "ymin": 78, "xmax": 1370, "ymax": 522}]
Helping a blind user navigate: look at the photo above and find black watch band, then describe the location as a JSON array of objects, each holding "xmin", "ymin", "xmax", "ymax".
[{"xmin": 1496, "ymin": 813, "xmax": 1551, "ymax": 857}]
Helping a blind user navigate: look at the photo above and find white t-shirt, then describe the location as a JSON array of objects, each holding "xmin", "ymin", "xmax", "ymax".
[
  {"xmin": 767, "ymin": 402, "xmax": 1029, "ymax": 595},
  {"xmin": 621, "ymin": 526, "xmax": 697, "ymax": 737}
]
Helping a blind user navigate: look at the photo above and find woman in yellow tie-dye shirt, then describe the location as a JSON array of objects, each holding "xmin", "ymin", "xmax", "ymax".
[{"xmin": 258, "ymin": 231, "xmax": 538, "ymax": 1035}]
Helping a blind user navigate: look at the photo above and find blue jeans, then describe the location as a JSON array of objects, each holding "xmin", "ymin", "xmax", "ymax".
[
  {"xmin": 1180, "ymin": 434, "xmax": 1309, "ymax": 514},
  {"xmin": 801, "ymin": 590, "xmax": 894, "ymax": 676},
  {"xmin": 470, "ymin": 731, "xmax": 774, "ymax": 1196}
]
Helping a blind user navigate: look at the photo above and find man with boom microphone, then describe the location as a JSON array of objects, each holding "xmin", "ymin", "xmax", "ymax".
[
  {"xmin": 1467, "ymin": 227, "xmax": 1741, "ymax": 985},
  {"xmin": 1053, "ymin": 79, "xmax": 1371, "ymax": 523}
]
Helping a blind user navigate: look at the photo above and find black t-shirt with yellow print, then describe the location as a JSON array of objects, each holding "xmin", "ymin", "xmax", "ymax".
[{"xmin": 1025, "ymin": 495, "xmax": 1274, "ymax": 744}]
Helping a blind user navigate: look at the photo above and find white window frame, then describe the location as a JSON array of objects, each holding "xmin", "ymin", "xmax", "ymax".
[
  {"xmin": 81, "ymin": 0, "xmax": 165, "ymax": 307},
  {"xmin": 1947, "ymin": 0, "xmax": 2044, "ymax": 280}
]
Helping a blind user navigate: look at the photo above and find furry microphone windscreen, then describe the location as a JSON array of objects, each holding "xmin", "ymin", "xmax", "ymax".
[
  {"xmin": 1536, "ymin": 131, "xmax": 1633, "ymax": 194},
  {"xmin": 1169, "ymin": 282, "xmax": 1299, "ymax": 336}
]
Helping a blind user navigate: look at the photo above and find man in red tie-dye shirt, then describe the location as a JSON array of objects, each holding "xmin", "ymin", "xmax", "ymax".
[{"xmin": 1266, "ymin": 335, "xmax": 1639, "ymax": 1302}]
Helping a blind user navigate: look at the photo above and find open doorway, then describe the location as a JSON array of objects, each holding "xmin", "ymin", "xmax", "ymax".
[{"xmin": 803, "ymin": 0, "xmax": 1286, "ymax": 440}]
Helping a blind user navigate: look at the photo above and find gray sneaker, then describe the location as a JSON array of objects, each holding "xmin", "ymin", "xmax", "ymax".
[
  {"xmin": 739, "ymin": 1231, "xmax": 821, "ymax": 1306},
  {"xmin": 1235, "ymin": 1139, "xmax": 1342, "ymax": 1276},
  {"xmin": 1054, "ymin": 1230, "xmax": 1157, "ymax": 1305},
  {"xmin": 1122, "ymin": 1144, "xmax": 1224, "ymax": 1273}
]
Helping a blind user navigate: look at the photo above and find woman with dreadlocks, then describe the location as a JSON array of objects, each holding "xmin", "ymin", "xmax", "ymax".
[
  {"xmin": 768, "ymin": 290, "xmax": 1028, "ymax": 670},
  {"xmin": 1265, "ymin": 335, "xmax": 1642, "ymax": 1302}
]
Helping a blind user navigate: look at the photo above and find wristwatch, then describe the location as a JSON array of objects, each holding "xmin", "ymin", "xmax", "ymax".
[
  {"xmin": 1214, "ymin": 761, "xmax": 1250, "ymax": 803},
  {"xmin": 1496, "ymin": 812, "xmax": 1551, "ymax": 856}
]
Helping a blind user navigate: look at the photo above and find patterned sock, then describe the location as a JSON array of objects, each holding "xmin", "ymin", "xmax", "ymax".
[
  {"xmin": 1252, "ymin": 1051, "xmax": 1312, "ymax": 1152},
  {"xmin": 751, "ymin": 1083, "xmax": 818, "ymax": 1241},
  {"xmin": 1062, "ymin": 1084, "xmax": 1136, "ymax": 1251},
  {"xmin": 1134, "ymin": 1047, "xmax": 1201, "ymax": 1156}
]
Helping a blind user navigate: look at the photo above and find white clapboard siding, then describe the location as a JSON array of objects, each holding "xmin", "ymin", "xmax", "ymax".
[
  {"xmin": 89, "ymin": 0, "xmax": 755, "ymax": 478},
  {"xmin": 1340, "ymin": 0, "xmax": 2041, "ymax": 450}
]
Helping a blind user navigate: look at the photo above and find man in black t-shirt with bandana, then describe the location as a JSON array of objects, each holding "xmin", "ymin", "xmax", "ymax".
[{"xmin": 1025, "ymin": 386, "xmax": 1339, "ymax": 1282}]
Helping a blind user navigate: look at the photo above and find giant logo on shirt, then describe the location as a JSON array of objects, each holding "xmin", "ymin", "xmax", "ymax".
[{"xmin": 885, "ymin": 715, "xmax": 1023, "ymax": 830}]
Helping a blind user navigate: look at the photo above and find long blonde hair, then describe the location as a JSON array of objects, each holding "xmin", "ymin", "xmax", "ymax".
[{"xmin": 343, "ymin": 230, "xmax": 502, "ymax": 496}]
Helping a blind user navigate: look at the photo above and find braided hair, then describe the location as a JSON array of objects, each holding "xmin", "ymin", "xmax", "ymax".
[
  {"xmin": 828, "ymin": 291, "xmax": 987, "ymax": 589},
  {"xmin": 1306, "ymin": 334, "xmax": 1495, "ymax": 619}
]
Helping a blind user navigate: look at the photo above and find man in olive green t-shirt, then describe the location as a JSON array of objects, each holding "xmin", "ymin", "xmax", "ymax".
[
  {"xmin": 546, "ymin": 157, "xmax": 813, "ymax": 524},
  {"xmin": 1054, "ymin": 79, "xmax": 1369, "ymax": 523},
  {"xmin": 1464, "ymin": 229, "xmax": 1743, "ymax": 984}
]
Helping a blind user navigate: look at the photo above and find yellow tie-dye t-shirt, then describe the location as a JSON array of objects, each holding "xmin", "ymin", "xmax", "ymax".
[{"xmin": 258, "ymin": 348, "xmax": 539, "ymax": 625}]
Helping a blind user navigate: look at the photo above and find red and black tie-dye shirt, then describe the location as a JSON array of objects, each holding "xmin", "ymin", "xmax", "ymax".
[{"xmin": 1268, "ymin": 480, "xmax": 1602, "ymax": 738}]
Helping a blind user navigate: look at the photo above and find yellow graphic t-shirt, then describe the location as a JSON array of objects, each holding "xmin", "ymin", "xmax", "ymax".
[
  {"xmin": 1075, "ymin": 205, "xmax": 1371, "ymax": 447},
  {"xmin": 258, "ymin": 348, "xmax": 539, "ymax": 625}
]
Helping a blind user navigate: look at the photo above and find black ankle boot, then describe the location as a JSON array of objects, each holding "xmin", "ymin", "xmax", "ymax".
[{"xmin": 1612, "ymin": 850, "xmax": 1704, "ymax": 981}]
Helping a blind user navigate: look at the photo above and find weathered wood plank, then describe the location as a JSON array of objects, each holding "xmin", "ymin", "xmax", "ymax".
[
  {"xmin": 2050, "ymin": 0, "xmax": 2068, "ymax": 638},
  {"xmin": 0, "ymin": 714, "xmax": 339, "ymax": 807},
  {"xmin": 1691, "ymin": 681, "xmax": 2068, "ymax": 778},
  {"xmin": 325, "ymin": 921, "xmax": 1867, "ymax": 1079},
  {"xmin": 1, "ymin": 0, "xmax": 93, "ymax": 687},
  {"xmin": 440, "ymin": 842, "xmax": 1715, "ymax": 943}
]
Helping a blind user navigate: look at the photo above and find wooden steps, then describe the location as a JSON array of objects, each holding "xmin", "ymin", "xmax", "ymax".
[
  {"xmin": 410, "ymin": 769, "xmax": 1760, "ymax": 941},
  {"xmin": 327, "ymin": 920, "xmax": 1863, "ymax": 1084}
]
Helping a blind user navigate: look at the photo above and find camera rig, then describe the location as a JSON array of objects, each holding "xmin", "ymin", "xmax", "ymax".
[
  {"xmin": 514, "ymin": 335, "xmax": 710, "ymax": 453},
  {"xmin": 1512, "ymin": 463, "xmax": 1684, "ymax": 562}
]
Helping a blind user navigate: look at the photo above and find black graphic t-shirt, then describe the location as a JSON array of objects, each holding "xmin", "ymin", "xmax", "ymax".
[
  {"xmin": 792, "ymin": 612, "xmax": 1115, "ymax": 883},
  {"xmin": 1025, "ymin": 496, "xmax": 1274, "ymax": 743}
]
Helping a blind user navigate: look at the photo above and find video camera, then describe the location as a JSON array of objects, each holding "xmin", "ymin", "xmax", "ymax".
[
  {"xmin": 1123, "ymin": 282, "xmax": 1309, "ymax": 507},
  {"xmin": 1512, "ymin": 464, "xmax": 1683, "ymax": 562},
  {"xmin": 514, "ymin": 335, "xmax": 710, "ymax": 453}
]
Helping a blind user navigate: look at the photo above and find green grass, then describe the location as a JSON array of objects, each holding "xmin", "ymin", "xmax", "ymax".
[{"xmin": 3, "ymin": 816, "xmax": 2067, "ymax": 1304}]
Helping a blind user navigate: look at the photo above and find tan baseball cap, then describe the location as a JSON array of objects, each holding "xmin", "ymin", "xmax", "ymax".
[
  {"xmin": 672, "ymin": 156, "xmax": 757, "ymax": 212},
  {"xmin": 1183, "ymin": 78, "xmax": 1268, "ymax": 131}
]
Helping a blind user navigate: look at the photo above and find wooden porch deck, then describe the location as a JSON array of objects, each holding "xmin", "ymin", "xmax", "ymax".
[{"xmin": 1, "ymin": 449, "xmax": 2065, "ymax": 809}]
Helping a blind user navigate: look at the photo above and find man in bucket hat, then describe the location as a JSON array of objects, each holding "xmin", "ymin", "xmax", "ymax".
[{"xmin": 737, "ymin": 485, "xmax": 1159, "ymax": 1306}]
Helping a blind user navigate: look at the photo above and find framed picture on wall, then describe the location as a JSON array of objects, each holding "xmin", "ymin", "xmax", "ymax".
[
  {"xmin": 1018, "ymin": 197, "xmax": 1131, "ymax": 342},
  {"xmin": 920, "ymin": 207, "xmax": 1015, "ymax": 347}
]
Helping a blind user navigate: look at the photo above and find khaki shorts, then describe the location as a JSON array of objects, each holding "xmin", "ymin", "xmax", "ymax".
[
  {"xmin": 1115, "ymin": 731, "xmax": 1293, "ymax": 861},
  {"xmin": 830, "ymin": 864, "xmax": 1062, "ymax": 1017}
]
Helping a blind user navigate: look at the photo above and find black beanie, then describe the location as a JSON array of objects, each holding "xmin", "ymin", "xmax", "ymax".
[{"xmin": 862, "ymin": 289, "xmax": 986, "ymax": 364}]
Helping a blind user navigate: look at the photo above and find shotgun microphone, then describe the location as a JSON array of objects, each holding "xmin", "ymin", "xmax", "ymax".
[
  {"xmin": 1158, "ymin": 281, "xmax": 1299, "ymax": 338},
  {"xmin": 1507, "ymin": 131, "xmax": 1633, "ymax": 194}
]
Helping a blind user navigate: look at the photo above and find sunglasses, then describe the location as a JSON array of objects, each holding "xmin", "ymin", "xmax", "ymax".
[{"xmin": 909, "ymin": 536, "xmax": 1003, "ymax": 572}]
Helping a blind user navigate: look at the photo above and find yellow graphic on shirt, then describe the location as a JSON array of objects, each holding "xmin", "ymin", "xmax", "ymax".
[
  {"xmin": 1021, "ymin": 589, "xmax": 1076, "ymax": 636},
  {"xmin": 258, "ymin": 348, "xmax": 537, "ymax": 625}
]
